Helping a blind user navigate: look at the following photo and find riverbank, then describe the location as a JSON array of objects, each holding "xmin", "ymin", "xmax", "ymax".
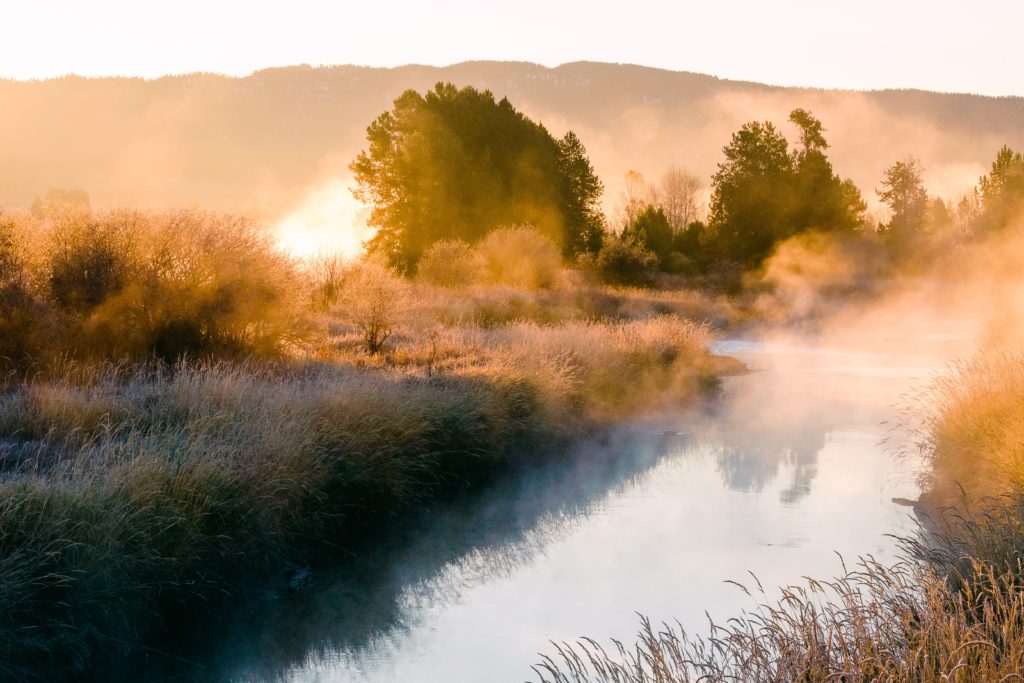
[
  {"xmin": 535, "ymin": 348, "xmax": 1024, "ymax": 682},
  {"xmin": 0, "ymin": 314, "xmax": 734, "ymax": 679}
]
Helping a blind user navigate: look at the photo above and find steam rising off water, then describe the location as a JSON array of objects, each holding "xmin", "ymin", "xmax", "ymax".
[{"xmin": 207, "ymin": 330, "xmax": 971, "ymax": 682}]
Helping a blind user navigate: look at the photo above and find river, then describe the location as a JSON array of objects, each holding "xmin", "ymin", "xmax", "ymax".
[{"xmin": 163, "ymin": 331, "xmax": 971, "ymax": 682}]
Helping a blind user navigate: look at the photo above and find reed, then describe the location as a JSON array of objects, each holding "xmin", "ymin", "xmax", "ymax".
[{"xmin": 534, "ymin": 352, "xmax": 1024, "ymax": 682}]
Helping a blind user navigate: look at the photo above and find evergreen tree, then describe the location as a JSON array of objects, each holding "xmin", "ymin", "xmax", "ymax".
[
  {"xmin": 789, "ymin": 109, "xmax": 866, "ymax": 234},
  {"xmin": 877, "ymin": 157, "xmax": 929, "ymax": 255},
  {"xmin": 622, "ymin": 204, "xmax": 673, "ymax": 264},
  {"xmin": 557, "ymin": 131, "xmax": 606, "ymax": 256},
  {"xmin": 706, "ymin": 120, "xmax": 795, "ymax": 266},
  {"xmin": 978, "ymin": 145, "xmax": 1024, "ymax": 234}
]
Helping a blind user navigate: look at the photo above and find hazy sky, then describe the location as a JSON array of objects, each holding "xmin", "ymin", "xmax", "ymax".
[{"xmin": 2, "ymin": 0, "xmax": 1022, "ymax": 96}]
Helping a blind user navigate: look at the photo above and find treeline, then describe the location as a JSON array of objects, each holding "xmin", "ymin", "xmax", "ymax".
[
  {"xmin": 610, "ymin": 144, "xmax": 1023, "ymax": 284},
  {"xmin": 352, "ymin": 83, "xmax": 1024, "ymax": 289}
]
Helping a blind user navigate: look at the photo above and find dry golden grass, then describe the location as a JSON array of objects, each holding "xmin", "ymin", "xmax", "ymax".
[
  {"xmin": 0, "ymin": 315, "xmax": 723, "ymax": 674},
  {"xmin": 535, "ymin": 555, "xmax": 1024, "ymax": 682},
  {"xmin": 535, "ymin": 352, "xmax": 1024, "ymax": 683},
  {"xmin": 916, "ymin": 353, "xmax": 1024, "ymax": 502},
  {"xmin": 0, "ymin": 213, "xmax": 735, "ymax": 674}
]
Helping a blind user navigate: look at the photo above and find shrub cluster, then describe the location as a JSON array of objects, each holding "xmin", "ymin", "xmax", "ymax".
[
  {"xmin": 416, "ymin": 226, "xmax": 564, "ymax": 290},
  {"xmin": 0, "ymin": 208, "xmax": 307, "ymax": 369}
]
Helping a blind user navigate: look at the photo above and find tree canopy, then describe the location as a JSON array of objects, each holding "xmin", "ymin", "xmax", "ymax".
[
  {"xmin": 622, "ymin": 204, "xmax": 673, "ymax": 264},
  {"xmin": 351, "ymin": 83, "xmax": 604, "ymax": 271},
  {"xmin": 557, "ymin": 131, "xmax": 606, "ymax": 255},
  {"xmin": 977, "ymin": 145, "xmax": 1024, "ymax": 234},
  {"xmin": 877, "ymin": 158, "xmax": 929, "ymax": 255},
  {"xmin": 705, "ymin": 109, "xmax": 865, "ymax": 268}
]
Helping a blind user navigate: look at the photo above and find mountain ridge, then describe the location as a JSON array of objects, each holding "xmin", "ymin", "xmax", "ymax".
[{"xmin": 1, "ymin": 61, "xmax": 1021, "ymax": 219}]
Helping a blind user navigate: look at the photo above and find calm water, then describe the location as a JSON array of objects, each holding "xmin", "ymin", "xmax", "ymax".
[{"xmin": 185, "ymin": 333, "xmax": 969, "ymax": 682}]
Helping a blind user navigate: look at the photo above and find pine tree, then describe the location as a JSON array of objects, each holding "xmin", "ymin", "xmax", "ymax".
[{"xmin": 557, "ymin": 131, "xmax": 606, "ymax": 256}]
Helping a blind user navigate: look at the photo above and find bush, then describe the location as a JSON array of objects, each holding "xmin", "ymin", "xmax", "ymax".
[
  {"xmin": 0, "ymin": 208, "xmax": 309, "ymax": 364},
  {"xmin": 46, "ymin": 209, "xmax": 136, "ymax": 313},
  {"xmin": 593, "ymin": 235, "xmax": 658, "ymax": 286},
  {"xmin": 139, "ymin": 211, "xmax": 308, "ymax": 360},
  {"xmin": 0, "ymin": 283, "xmax": 52, "ymax": 370},
  {"xmin": 83, "ymin": 210, "xmax": 308, "ymax": 361},
  {"xmin": 417, "ymin": 239, "xmax": 487, "ymax": 288},
  {"xmin": 335, "ymin": 261, "xmax": 408, "ymax": 354},
  {"xmin": 0, "ymin": 217, "xmax": 52, "ymax": 369},
  {"xmin": 477, "ymin": 226, "xmax": 563, "ymax": 290}
]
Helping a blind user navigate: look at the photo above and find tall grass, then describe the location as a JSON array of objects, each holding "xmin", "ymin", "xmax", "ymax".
[
  {"xmin": 0, "ymin": 210, "xmax": 733, "ymax": 674},
  {"xmin": 0, "ymin": 315, "xmax": 720, "ymax": 675},
  {"xmin": 535, "ymin": 554, "xmax": 1024, "ymax": 682},
  {"xmin": 916, "ymin": 352, "xmax": 1024, "ymax": 502},
  {"xmin": 534, "ymin": 351, "xmax": 1024, "ymax": 682},
  {"xmin": 0, "ymin": 361, "xmax": 545, "ymax": 672}
]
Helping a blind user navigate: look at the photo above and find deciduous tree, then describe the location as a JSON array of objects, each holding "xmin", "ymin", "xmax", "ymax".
[
  {"xmin": 656, "ymin": 167, "xmax": 703, "ymax": 234},
  {"xmin": 351, "ymin": 83, "xmax": 605, "ymax": 271}
]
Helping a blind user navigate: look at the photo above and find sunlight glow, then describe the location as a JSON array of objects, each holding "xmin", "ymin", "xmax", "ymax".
[{"xmin": 273, "ymin": 177, "xmax": 374, "ymax": 259}]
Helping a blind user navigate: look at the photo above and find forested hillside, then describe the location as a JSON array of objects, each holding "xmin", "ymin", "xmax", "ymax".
[{"xmin": 2, "ymin": 61, "xmax": 1022, "ymax": 218}]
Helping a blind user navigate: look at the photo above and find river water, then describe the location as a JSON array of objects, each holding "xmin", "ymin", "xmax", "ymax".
[{"xmin": 196, "ymin": 332, "xmax": 969, "ymax": 682}]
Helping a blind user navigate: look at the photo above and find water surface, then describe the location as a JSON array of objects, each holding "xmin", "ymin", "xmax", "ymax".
[{"xmin": 209, "ymin": 333, "xmax": 968, "ymax": 682}]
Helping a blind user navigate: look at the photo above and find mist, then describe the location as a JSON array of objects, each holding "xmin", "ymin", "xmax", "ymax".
[
  {"xmin": 6, "ymin": 59, "xmax": 1024, "ymax": 683},
  {"xmin": 2, "ymin": 63, "xmax": 1021, "ymax": 254}
]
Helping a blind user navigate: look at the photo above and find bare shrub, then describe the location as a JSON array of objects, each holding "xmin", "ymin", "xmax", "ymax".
[
  {"xmin": 336, "ymin": 261, "xmax": 407, "ymax": 355},
  {"xmin": 45, "ymin": 209, "xmax": 137, "ymax": 313},
  {"xmin": 115, "ymin": 210, "xmax": 309, "ymax": 360},
  {"xmin": 7, "ymin": 207, "xmax": 312, "ymax": 362},
  {"xmin": 306, "ymin": 253, "xmax": 349, "ymax": 311},
  {"xmin": 0, "ymin": 215, "xmax": 53, "ymax": 367}
]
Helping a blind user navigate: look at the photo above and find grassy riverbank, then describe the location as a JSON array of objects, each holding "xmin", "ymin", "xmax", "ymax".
[
  {"xmin": 0, "ymin": 208, "xmax": 735, "ymax": 677},
  {"xmin": 535, "ymin": 351, "xmax": 1024, "ymax": 682},
  {"xmin": 1, "ymin": 319, "xmax": 725, "ymax": 676}
]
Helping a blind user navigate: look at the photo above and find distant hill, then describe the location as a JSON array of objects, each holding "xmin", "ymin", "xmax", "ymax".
[{"xmin": 2, "ymin": 61, "xmax": 1022, "ymax": 220}]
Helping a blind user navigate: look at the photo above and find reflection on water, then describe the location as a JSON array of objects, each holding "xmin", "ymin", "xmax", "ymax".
[{"xmin": 144, "ymin": 334, "xmax": 968, "ymax": 682}]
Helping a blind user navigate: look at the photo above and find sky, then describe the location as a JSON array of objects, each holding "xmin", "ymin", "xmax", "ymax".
[{"xmin": 1, "ymin": 0, "xmax": 1022, "ymax": 95}]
